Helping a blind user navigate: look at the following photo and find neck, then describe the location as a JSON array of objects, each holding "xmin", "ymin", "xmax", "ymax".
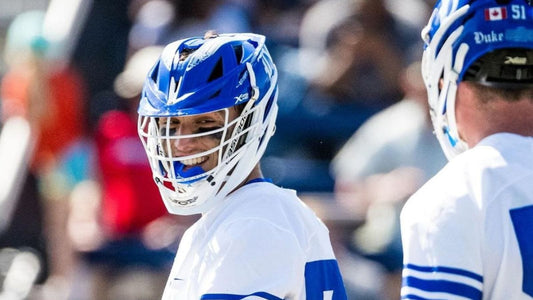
[
  {"xmin": 244, "ymin": 164, "xmax": 263, "ymax": 184},
  {"xmin": 227, "ymin": 164, "xmax": 263, "ymax": 195},
  {"xmin": 468, "ymin": 98, "xmax": 533, "ymax": 146}
]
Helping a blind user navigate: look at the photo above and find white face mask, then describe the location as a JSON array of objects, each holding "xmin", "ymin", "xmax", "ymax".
[{"xmin": 137, "ymin": 34, "xmax": 279, "ymax": 215}]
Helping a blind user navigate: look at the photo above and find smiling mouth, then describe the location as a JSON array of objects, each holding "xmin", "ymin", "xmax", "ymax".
[{"xmin": 181, "ymin": 156, "xmax": 208, "ymax": 167}]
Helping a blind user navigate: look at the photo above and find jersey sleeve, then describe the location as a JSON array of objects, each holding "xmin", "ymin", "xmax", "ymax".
[{"xmin": 400, "ymin": 187, "xmax": 484, "ymax": 300}]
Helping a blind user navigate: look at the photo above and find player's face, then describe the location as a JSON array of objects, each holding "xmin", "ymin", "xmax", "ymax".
[{"xmin": 158, "ymin": 108, "xmax": 240, "ymax": 173}]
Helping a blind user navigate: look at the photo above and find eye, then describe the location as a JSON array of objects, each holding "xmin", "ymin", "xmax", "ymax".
[
  {"xmin": 159, "ymin": 119, "xmax": 180, "ymax": 135},
  {"xmin": 196, "ymin": 119, "xmax": 224, "ymax": 139},
  {"xmin": 197, "ymin": 126, "xmax": 222, "ymax": 134},
  {"xmin": 197, "ymin": 118, "xmax": 217, "ymax": 125},
  {"xmin": 196, "ymin": 118, "xmax": 223, "ymax": 129}
]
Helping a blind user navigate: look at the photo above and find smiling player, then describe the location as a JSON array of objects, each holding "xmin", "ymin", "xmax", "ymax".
[{"xmin": 137, "ymin": 32, "xmax": 348, "ymax": 299}]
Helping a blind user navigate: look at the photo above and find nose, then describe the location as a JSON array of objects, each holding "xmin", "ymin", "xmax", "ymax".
[
  {"xmin": 171, "ymin": 133, "xmax": 194, "ymax": 156},
  {"xmin": 170, "ymin": 125, "xmax": 197, "ymax": 155}
]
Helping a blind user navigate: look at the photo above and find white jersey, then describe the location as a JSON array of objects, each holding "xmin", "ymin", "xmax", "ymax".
[
  {"xmin": 162, "ymin": 180, "xmax": 347, "ymax": 299},
  {"xmin": 401, "ymin": 133, "xmax": 533, "ymax": 299}
]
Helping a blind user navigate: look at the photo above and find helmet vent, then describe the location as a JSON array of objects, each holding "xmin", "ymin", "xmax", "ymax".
[
  {"xmin": 173, "ymin": 76, "xmax": 181, "ymax": 93},
  {"xmin": 179, "ymin": 48, "xmax": 193, "ymax": 61},
  {"xmin": 151, "ymin": 62, "xmax": 160, "ymax": 82},
  {"xmin": 233, "ymin": 45, "xmax": 243, "ymax": 63},
  {"xmin": 208, "ymin": 58, "xmax": 224, "ymax": 82}
]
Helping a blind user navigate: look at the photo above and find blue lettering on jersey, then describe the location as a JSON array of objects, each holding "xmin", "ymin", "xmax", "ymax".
[
  {"xmin": 510, "ymin": 205, "xmax": 533, "ymax": 297},
  {"xmin": 305, "ymin": 259, "xmax": 347, "ymax": 300}
]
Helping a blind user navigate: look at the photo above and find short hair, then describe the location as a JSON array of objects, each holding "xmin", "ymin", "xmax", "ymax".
[{"xmin": 469, "ymin": 82, "xmax": 533, "ymax": 104}]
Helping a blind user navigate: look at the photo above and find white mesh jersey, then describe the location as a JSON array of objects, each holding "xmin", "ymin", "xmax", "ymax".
[
  {"xmin": 401, "ymin": 133, "xmax": 533, "ymax": 299},
  {"xmin": 162, "ymin": 180, "xmax": 347, "ymax": 300}
]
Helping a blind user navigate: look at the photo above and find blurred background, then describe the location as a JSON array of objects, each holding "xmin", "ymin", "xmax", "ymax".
[{"xmin": 0, "ymin": 0, "xmax": 445, "ymax": 299}]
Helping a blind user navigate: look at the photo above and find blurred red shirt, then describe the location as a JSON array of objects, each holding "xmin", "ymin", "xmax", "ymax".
[{"xmin": 95, "ymin": 110, "xmax": 167, "ymax": 236}]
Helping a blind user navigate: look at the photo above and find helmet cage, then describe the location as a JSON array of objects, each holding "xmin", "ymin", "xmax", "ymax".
[
  {"xmin": 421, "ymin": 5, "xmax": 470, "ymax": 159},
  {"xmin": 138, "ymin": 55, "xmax": 278, "ymax": 215}
]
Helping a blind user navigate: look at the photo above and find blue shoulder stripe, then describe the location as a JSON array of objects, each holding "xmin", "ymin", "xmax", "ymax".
[
  {"xmin": 305, "ymin": 259, "xmax": 347, "ymax": 300},
  {"xmin": 401, "ymin": 294, "xmax": 442, "ymax": 300},
  {"xmin": 404, "ymin": 264, "xmax": 483, "ymax": 283},
  {"xmin": 402, "ymin": 276, "xmax": 482, "ymax": 299},
  {"xmin": 200, "ymin": 292, "xmax": 283, "ymax": 300}
]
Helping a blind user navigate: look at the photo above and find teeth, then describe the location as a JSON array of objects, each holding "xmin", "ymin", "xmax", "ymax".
[{"xmin": 181, "ymin": 156, "xmax": 207, "ymax": 166}]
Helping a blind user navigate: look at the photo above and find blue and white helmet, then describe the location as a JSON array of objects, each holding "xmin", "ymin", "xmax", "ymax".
[
  {"xmin": 138, "ymin": 33, "xmax": 278, "ymax": 215},
  {"xmin": 421, "ymin": 0, "xmax": 533, "ymax": 159}
]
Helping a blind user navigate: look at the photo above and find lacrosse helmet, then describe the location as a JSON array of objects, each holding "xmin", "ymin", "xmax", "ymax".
[
  {"xmin": 421, "ymin": 0, "xmax": 533, "ymax": 159},
  {"xmin": 138, "ymin": 33, "xmax": 278, "ymax": 215}
]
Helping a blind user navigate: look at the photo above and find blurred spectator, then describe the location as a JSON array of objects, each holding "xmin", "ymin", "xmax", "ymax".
[
  {"xmin": 72, "ymin": 0, "xmax": 131, "ymax": 129},
  {"xmin": 67, "ymin": 46, "xmax": 196, "ymax": 300},
  {"xmin": 307, "ymin": 0, "xmax": 418, "ymax": 109},
  {"xmin": 0, "ymin": 9, "xmax": 88, "ymax": 299},
  {"xmin": 253, "ymin": 0, "xmax": 310, "ymax": 48},
  {"xmin": 263, "ymin": 0, "xmax": 423, "ymax": 191},
  {"xmin": 330, "ymin": 61, "xmax": 447, "ymax": 299},
  {"xmin": 128, "ymin": 0, "xmax": 255, "ymax": 55},
  {"xmin": 126, "ymin": 0, "xmax": 176, "ymax": 55},
  {"xmin": 299, "ymin": 0, "xmax": 354, "ymax": 57}
]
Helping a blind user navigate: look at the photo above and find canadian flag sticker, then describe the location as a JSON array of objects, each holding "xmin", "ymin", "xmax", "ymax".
[{"xmin": 485, "ymin": 7, "xmax": 508, "ymax": 21}]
